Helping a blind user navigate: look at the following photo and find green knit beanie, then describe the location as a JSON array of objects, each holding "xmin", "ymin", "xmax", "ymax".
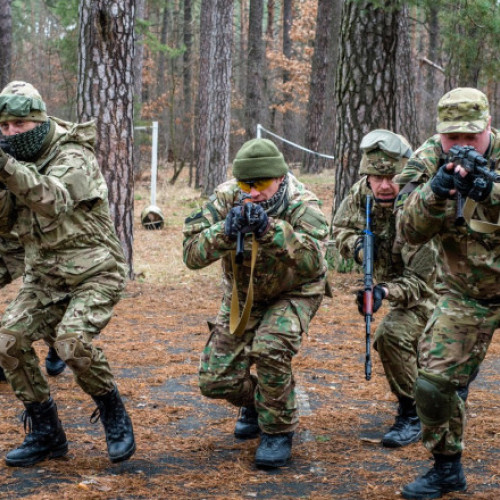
[{"xmin": 232, "ymin": 138, "xmax": 289, "ymax": 180}]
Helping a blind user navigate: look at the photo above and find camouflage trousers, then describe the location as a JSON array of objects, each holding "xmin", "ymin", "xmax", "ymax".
[
  {"xmin": 0, "ymin": 277, "xmax": 122, "ymax": 403},
  {"xmin": 199, "ymin": 294, "xmax": 323, "ymax": 434},
  {"xmin": 418, "ymin": 292, "xmax": 500, "ymax": 455},
  {"xmin": 373, "ymin": 303, "xmax": 430, "ymax": 399}
]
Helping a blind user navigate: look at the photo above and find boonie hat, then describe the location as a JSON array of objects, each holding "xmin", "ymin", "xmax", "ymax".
[
  {"xmin": 436, "ymin": 87, "xmax": 490, "ymax": 134},
  {"xmin": 0, "ymin": 81, "xmax": 48, "ymax": 123},
  {"xmin": 359, "ymin": 129, "xmax": 412, "ymax": 176}
]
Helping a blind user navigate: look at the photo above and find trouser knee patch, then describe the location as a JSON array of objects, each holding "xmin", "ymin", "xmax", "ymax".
[
  {"xmin": 54, "ymin": 334, "xmax": 92, "ymax": 372},
  {"xmin": 0, "ymin": 332, "xmax": 19, "ymax": 370},
  {"xmin": 415, "ymin": 372, "xmax": 459, "ymax": 426}
]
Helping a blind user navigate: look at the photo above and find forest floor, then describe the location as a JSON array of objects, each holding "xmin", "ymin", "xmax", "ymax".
[{"xmin": 0, "ymin": 166, "xmax": 499, "ymax": 500}]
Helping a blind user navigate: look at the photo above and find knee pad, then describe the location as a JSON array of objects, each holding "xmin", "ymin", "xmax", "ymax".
[
  {"xmin": 415, "ymin": 371, "xmax": 459, "ymax": 426},
  {"xmin": 0, "ymin": 332, "xmax": 19, "ymax": 370},
  {"xmin": 54, "ymin": 333, "xmax": 92, "ymax": 372}
]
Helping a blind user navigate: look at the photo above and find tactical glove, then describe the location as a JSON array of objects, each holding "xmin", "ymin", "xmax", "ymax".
[
  {"xmin": 243, "ymin": 202, "xmax": 269, "ymax": 238},
  {"xmin": 453, "ymin": 170, "xmax": 475, "ymax": 198},
  {"xmin": 430, "ymin": 165, "xmax": 455, "ymax": 199},
  {"xmin": 0, "ymin": 148, "xmax": 9, "ymax": 172},
  {"xmin": 467, "ymin": 176, "xmax": 493, "ymax": 202},
  {"xmin": 356, "ymin": 284, "xmax": 386, "ymax": 315},
  {"xmin": 224, "ymin": 206, "xmax": 251, "ymax": 240}
]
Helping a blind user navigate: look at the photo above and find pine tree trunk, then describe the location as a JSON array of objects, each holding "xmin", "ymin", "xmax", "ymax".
[
  {"xmin": 77, "ymin": 0, "xmax": 136, "ymax": 278},
  {"xmin": 0, "ymin": 0, "xmax": 12, "ymax": 90}
]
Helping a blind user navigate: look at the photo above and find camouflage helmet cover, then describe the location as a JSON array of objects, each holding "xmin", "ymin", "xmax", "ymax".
[
  {"xmin": 0, "ymin": 81, "xmax": 48, "ymax": 124},
  {"xmin": 359, "ymin": 129, "xmax": 412, "ymax": 175},
  {"xmin": 436, "ymin": 87, "xmax": 490, "ymax": 134}
]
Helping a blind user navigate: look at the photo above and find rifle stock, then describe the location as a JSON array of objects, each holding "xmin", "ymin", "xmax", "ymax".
[{"xmin": 363, "ymin": 195, "xmax": 374, "ymax": 381}]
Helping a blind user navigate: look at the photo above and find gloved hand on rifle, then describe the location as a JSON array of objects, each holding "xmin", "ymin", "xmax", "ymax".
[
  {"xmin": 224, "ymin": 202, "xmax": 269, "ymax": 240},
  {"xmin": 430, "ymin": 164, "xmax": 456, "ymax": 199},
  {"xmin": 356, "ymin": 284, "xmax": 386, "ymax": 315},
  {"xmin": 454, "ymin": 170, "xmax": 493, "ymax": 202},
  {"xmin": 353, "ymin": 234, "xmax": 378, "ymax": 265}
]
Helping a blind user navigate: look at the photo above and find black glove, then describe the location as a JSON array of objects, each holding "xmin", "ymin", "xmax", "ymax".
[
  {"xmin": 453, "ymin": 170, "xmax": 475, "ymax": 198},
  {"xmin": 353, "ymin": 235, "xmax": 378, "ymax": 265},
  {"xmin": 356, "ymin": 284, "xmax": 386, "ymax": 315},
  {"xmin": 243, "ymin": 202, "xmax": 269, "ymax": 238},
  {"xmin": 467, "ymin": 176, "xmax": 493, "ymax": 202},
  {"xmin": 224, "ymin": 206, "xmax": 251, "ymax": 240},
  {"xmin": 430, "ymin": 164, "xmax": 456, "ymax": 199}
]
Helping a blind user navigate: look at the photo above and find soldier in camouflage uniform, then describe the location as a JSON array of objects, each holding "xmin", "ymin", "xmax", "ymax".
[
  {"xmin": 332, "ymin": 130, "xmax": 438, "ymax": 448},
  {"xmin": 183, "ymin": 138, "xmax": 328, "ymax": 468},
  {"xmin": 0, "ymin": 235, "xmax": 66, "ymax": 382},
  {"xmin": 0, "ymin": 81, "xmax": 135, "ymax": 466},
  {"xmin": 397, "ymin": 88, "xmax": 499, "ymax": 499}
]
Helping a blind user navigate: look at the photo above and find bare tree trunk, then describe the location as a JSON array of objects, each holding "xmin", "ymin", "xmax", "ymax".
[
  {"xmin": 133, "ymin": 0, "xmax": 145, "ymax": 175},
  {"xmin": 282, "ymin": 0, "xmax": 294, "ymax": 160},
  {"xmin": 195, "ymin": 0, "xmax": 217, "ymax": 190},
  {"xmin": 302, "ymin": 0, "xmax": 336, "ymax": 173},
  {"xmin": 78, "ymin": 0, "xmax": 136, "ymax": 278},
  {"xmin": 0, "ymin": 0, "xmax": 12, "ymax": 89},
  {"xmin": 332, "ymin": 0, "xmax": 417, "ymax": 218},
  {"xmin": 205, "ymin": 0, "xmax": 233, "ymax": 195},
  {"xmin": 183, "ymin": 0, "xmax": 194, "ymax": 185},
  {"xmin": 245, "ymin": 0, "xmax": 264, "ymax": 140}
]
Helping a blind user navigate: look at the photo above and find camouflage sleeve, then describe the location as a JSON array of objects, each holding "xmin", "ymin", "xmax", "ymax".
[
  {"xmin": 398, "ymin": 181, "xmax": 447, "ymax": 245},
  {"xmin": 0, "ymin": 188, "xmax": 17, "ymax": 234},
  {"xmin": 385, "ymin": 233, "xmax": 438, "ymax": 308},
  {"xmin": 182, "ymin": 193, "xmax": 236, "ymax": 270},
  {"xmin": 256, "ymin": 200, "xmax": 328, "ymax": 278},
  {"xmin": 331, "ymin": 188, "xmax": 363, "ymax": 260},
  {"xmin": 0, "ymin": 148, "xmax": 103, "ymax": 222}
]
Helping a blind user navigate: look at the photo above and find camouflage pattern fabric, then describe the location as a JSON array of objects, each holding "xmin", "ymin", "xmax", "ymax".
[
  {"xmin": 183, "ymin": 174, "xmax": 328, "ymax": 433},
  {"xmin": 0, "ymin": 232, "xmax": 24, "ymax": 287},
  {"xmin": 398, "ymin": 128, "xmax": 500, "ymax": 456},
  {"xmin": 332, "ymin": 177, "xmax": 438, "ymax": 399},
  {"xmin": 0, "ymin": 117, "xmax": 126, "ymax": 403}
]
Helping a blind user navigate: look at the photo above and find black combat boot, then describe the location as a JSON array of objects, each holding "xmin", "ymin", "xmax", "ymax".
[
  {"xmin": 5, "ymin": 397, "xmax": 68, "ymax": 467},
  {"xmin": 402, "ymin": 453, "xmax": 467, "ymax": 499},
  {"xmin": 234, "ymin": 405, "xmax": 260, "ymax": 439},
  {"xmin": 382, "ymin": 396, "xmax": 421, "ymax": 448},
  {"xmin": 45, "ymin": 346, "xmax": 66, "ymax": 377},
  {"xmin": 91, "ymin": 386, "xmax": 136, "ymax": 463},
  {"xmin": 255, "ymin": 432, "xmax": 294, "ymax": 468},
  {"xmin": 0, "ymin": 366, "xmax": 6, "ymax": 382}
]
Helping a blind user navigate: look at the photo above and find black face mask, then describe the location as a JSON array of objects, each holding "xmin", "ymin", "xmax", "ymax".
[{"xmin": 0, "ymin": 120, "xmax": 51, "ymax": 161}]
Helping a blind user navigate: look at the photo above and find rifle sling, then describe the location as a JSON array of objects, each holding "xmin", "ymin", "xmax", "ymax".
[
  {"xmin": 229, "ymin": 235, "xmax": 259, "ymax": 336},
  {"xmin": 463, "ymin": 197, "xmax": 500, "ymax": 233}
]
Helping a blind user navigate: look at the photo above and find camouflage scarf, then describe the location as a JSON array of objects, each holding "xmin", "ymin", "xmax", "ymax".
[
  {"xmin": 0, "ymin": 120, "xmax": 51, "ymax": 161},
  {"xmin": 258, "ymin": 173, "xmax": 289, "ymax": 217}
]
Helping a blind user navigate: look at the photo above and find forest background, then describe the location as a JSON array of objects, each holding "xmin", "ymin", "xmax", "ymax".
[{"xmin": 0, "ymin": 0, "xmax": 499, "ymax": 276}]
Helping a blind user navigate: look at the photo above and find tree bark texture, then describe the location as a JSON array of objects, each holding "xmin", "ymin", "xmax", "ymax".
[
  {"xmin": 0, "ymin": 0, "xmax": 12, "ymax": 90},
  {"xmin": 77, "ymin": 0, "xmax": 136, "ymax": 278},
  {"xmin": 302, "ymin": 0, "xmax": 337, "ymax": 173},
  {"xmin": 332, "ymin": 0, "xmax": 417, "ymax": 219},
  {"xmin": 245, "ymin": 0, "xmax": 264, "ymax": 140}
]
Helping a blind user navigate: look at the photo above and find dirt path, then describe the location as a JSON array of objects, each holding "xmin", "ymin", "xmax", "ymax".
[{"xmin": 0, "ymin": 172, "xmax": 498, "ymax": 499}]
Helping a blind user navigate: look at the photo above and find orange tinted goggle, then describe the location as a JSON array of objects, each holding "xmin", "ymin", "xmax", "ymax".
[{"xmin": 237, "ymin": 178, "xmax": 274, "ymax": 193}]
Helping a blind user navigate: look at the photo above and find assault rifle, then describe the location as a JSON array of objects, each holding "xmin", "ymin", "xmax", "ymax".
[
  {"xmin": 362, "ymin": 195, "xmax": 374, "ymax": 381},
  {"xmin": 235, "ymin": 194, "xmax": 251, "ymax": 264},
  {"xmin": 448, "ymin": 145, "xmax": 500, "ymax": 225}
]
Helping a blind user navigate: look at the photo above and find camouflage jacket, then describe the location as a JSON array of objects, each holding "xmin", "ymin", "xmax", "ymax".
[
  {"xmin": 399, "ymin": 130, "xmax": 500, "ymax": 300},
  {"xmin": 183, "ymin": 174, "xmax": 328, "ymax": 304},
  {"xmin": 0, "ymin": 117, "xmax": 127, "ymax": 290},
  {"xmin": 332, "ymin": 177, "xmax": 438, "ymax": 310},
  {"xmin": 0, "ymin": 231, "xmax": 24, "ymax": 283}
]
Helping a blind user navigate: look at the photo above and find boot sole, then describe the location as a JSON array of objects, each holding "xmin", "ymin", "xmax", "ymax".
[
  {"xmin": 110, "ymin": 442, "xmax": 136, "ymax": 463},
  {"xmin": 5, "ymin": 442, "xmax": 69, "ymax": 467},
  {"xmin": 46, "ymin": 366, "xmax": 66, "ymax": 377},
  {"xmin": 234, "ymin": 430, "xmax": 260, "ymax": 440},
  {"xmin": 255, "ymin": 456, "xmax": 291, "ymax": 469},
  {"xmin": 402, "ymin": 484, "xmax": 467, "ymax": 500}
]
